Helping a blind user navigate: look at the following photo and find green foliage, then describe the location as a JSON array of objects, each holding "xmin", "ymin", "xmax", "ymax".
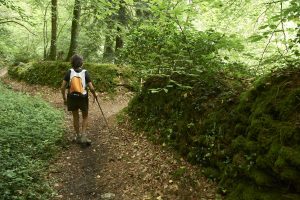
[
  {"xmin": 0, "ymin": 82, "xmax": 64, "ymax": 200},
  {"xmin": 172, "ymin": 166, "xmax": 187, "ymax": 180},
  {"xmin": 217, "ymin": 66, "xmax": 300, "ymax": 198},
  {"xmin": 256, "ymin": 0, "xmax": 300, "ymax": 53},
  {"xmin": 8, "ymin": 61, "xmax": 139, "ymax": 92},
  {"xmin": 127, "ymin": 69, "xmax": 246, "ymax": 161},
  {"xmin": 127, "ymin": 64, "xmax": 300, "ymax": 199},
  {"xmin": 195, "ymin": 0, "xmax": 300, "ymax": 73},
  {"xmin": 0, "ymin": 0, "xmax": 299, "ymax": 75},
  {"xmin": 0, "ymin": 58, "xmax": 5, "ymax": 69},
  {"xmin": 121, "ymin": 22, "xmax": 244, "ymax": 74},
  {"xmin": 8, "ymin": 61, "xmax": 68, "ymax": 87}
]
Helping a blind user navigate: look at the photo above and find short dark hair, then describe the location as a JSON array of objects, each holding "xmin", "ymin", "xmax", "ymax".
[{"xmin": 71, "ymin": 54, "xmax": 83, "ymax": 69}]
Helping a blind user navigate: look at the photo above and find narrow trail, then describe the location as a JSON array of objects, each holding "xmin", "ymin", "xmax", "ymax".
[{"xmin": 1, "ymin": 70, "xmax": 219, "ymax": 200}]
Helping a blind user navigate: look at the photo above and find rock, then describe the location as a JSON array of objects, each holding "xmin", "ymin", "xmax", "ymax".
[{"xmin": 101, "ymin": 193, "xmax": 116, "ymax": 199}]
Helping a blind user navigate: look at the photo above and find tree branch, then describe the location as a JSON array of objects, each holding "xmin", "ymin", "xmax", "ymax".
[
  {"xmin": 275, "ymin": 33, "xmax": 288, "ymax": 63},
  {"xmin": 258, "ymin": 22, "xmax": 281, "ymax": 67},
  {"xmin": 0, "ymin": 20, "xmax": 36, "ymax": 35},
  {"xmin": 264, "ymin": 0, "xmax": 282, "ymax": 5},
  {"xmin": 280, "ymin": 1, "xmax": 289, "ymax": 52},
  {"xmin": 255, "ymin": 6, "xmax": 271, "ymax": 26},
  {"xmin": 57, "ymin": 15, "xmax": 72, "ymax": 40},
  {"xmin": 174, "ymin": 15, "xmax": 193, "ymax": 66}
]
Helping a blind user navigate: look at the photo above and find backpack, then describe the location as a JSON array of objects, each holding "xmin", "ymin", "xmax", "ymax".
[{"xmin": 69, "ymin": 68, "xmax": 87, "ymax": 96}]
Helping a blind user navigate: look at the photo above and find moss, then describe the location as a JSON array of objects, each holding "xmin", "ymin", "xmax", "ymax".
[
  {"xmin": 278, "ymin": 125, "xmax": 296, "ymax": 145},
  {"xmin": 232, "ymin": 153, "xmax": 247, "ymax": 167},
  {"xmin": 279, "ymin": 167, "xmax": 300, "ymax": 183},
  {"xmin": 277, "ymin": 89, "xmax": 300, "ymax": 120},
  {"xmin": 226, "ymin": 182, "xmax": 258, "ymax": 200},
  {"xmin": 142, "ymin": 74, "xmax": 170, "ymax": 89},
  {"xmin": 244, "ymin": 140, "xmax": 259, "ymax": 153},
  {"xmin": 225, "ymin": 66, "xmax": 300, "ymax": 197},
  {"xmin": 232, "ymin": 136, "xmax": 247, "ymax": 151},
  {"xmin": 234, "ymin": 124, "xmax": 247, "ymax": 135},
  {"xmin": 172, "ymin": 166, "xmax": 187, "ymax": 179},
  {"xmin": 227, "ymin": 181, "xmax": 286, "ymax": 200},
  {"xmin": 248, "ymin": 168, "xmax": 275, "ymax": 186},
  {"xmin": 8, "ymin": 61, "xmax": 138, "ymax": 93},
  {"xmin": 280, "ymin": 147, "xmax": 300, "ymax": 168},
  {"xmin": 256, "ymin": 155, "xmax": 269, "ymax": 169},
  {"xmin": 274, "ymin": 155, "xmax": 287, "ymax": 170},
  {"xmin": 281, "ymin": 194, "xmax": 300, "ymax": 200},
  {"xmin": 202, "ymin": 167, "xmax": 220, "ymax": 179},
  {"xmin": 256, "ymin": 141, "xmax": 282, "ymax": 169},
  {"xmin": 127, "ymin": 66, "xmax": 300, "ymax": 199},
  {"xmin": 170, "ymin": 71, "xmax": 199, "ymax": 86}
]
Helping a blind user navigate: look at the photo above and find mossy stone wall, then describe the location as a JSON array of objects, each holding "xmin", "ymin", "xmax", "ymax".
[{"xmin": 127, "ymin": 67, "xmax": 300, "ymax": 199}]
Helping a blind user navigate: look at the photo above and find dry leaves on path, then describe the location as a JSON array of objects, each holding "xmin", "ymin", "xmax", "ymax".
[{"xmin": 1, "ymin": 75, "xmax": 220, "ymax": 200}]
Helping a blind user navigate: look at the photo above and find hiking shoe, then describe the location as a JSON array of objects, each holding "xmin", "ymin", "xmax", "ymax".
[
  {"xmin": 79, "ymin": 135, "xmax": 92, "ymax": 146},
  {"xmin": 76, "ymin": 135, "xmax": 82, "ymax": 144},
  {"xmin": 71, "ymin": 135, "xmax": 81, "ymax": 144}
]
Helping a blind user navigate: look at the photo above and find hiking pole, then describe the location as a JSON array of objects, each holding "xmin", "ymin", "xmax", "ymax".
[
  {"xmin": 95, "ymin": 97, "xmax": 130, "ymax": 143},
  {"xmin": 95, "ymin": 97, "xmax": 111, "ymax": 133}
]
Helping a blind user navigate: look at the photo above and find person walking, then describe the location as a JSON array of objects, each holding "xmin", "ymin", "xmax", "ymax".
[{"xmin": 61, "ymin": 54, "xmax": 97, "ymax": 145}]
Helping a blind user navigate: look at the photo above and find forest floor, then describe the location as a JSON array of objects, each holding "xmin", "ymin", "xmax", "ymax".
[{"xmin": 0, "ymin": 68, "xmax": 219, "ymax": 200}]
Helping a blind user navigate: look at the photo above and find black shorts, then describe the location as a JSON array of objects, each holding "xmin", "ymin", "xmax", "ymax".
[{"xmin": 67, "ymin": 94, "xmax": 89, "ymax": 112}]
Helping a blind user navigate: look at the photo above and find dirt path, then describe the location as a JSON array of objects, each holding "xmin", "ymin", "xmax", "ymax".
[{"xmin": 1, "ymin": 71, "xmax": 219, "ymax": 200}]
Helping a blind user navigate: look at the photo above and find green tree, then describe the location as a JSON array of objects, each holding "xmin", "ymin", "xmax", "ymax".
[
  {"xmin": 0, "ymin": 0, "xmax": 32, "ymax": 34},
  {"xmin": 49, "ymin": 0, "xmax": 57, "ymax": 60},
  {"xmin": 103, "ymin": 18, "xmax": 115, "ymax": 63},
  {"xmin": 102, "ymin": 0, "xmax": 116, "ymax": 63},
  {"xmin": 66, "ymin": 0, "xmax": 81, "ymax": 61},
  {"xmin": 115, "ymin": 0, "xmax": 127, "ymax": 53}
]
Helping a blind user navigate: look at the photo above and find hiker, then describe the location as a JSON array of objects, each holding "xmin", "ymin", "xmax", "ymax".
[{"xmin": 61, "ymin": 54, "xmax": 97, "ymax": 145}]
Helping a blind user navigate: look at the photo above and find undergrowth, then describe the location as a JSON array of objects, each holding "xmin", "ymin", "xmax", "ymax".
[
  {"xmin": 0, "ymin": 82, "xmax": 64, "ymax": 200},
  {"xmin": 8, "ymin": 61, "xmax": 139, "ymax": 93},
  {"xmin": 127, "ymin": 65, "xmax": 300, "ymax": 199}
]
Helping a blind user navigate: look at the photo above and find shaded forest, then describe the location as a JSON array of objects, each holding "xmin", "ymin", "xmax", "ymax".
[{"xmin": 1, "ymin": 0, "xmax": 300, "ymax": 199}]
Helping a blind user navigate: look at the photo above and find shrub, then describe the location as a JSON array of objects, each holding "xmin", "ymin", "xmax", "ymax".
[
  {"xmin": 120, "ymin": 23, "xmax": 244, "ymax": 75},
  {"xmin": 8, "ymin": 61, "xmax": 139, "ymax": 93}
]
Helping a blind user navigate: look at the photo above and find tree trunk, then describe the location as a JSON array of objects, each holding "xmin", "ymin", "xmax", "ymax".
[
  {"xmin": 66, "ymin": 0, "xmax": 81, "ymax": 61},
  {"xmin": 135, "ymin": 0, "xmax": 151, "ymax": 19},
  {"xmin": 115, "ymin": 0, "xmax": 126, "ymax": 52},
  {"xmin": 102, "ymin": 22, "xmax": 115, "ymax": 63},
  {"xmin": 115, "ymin": 26, "xmax": 123, "ymax": 51},
  {"xmin": 49, "ymin": 0, "xmax": 57, "ymax": 60},
  {"xmin": 43, "ymin": 3, "xmax": 50, "ymax": 60}
]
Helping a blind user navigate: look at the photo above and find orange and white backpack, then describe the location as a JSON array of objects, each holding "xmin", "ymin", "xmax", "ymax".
[{"xmin": 69, "ymin": 68, "xmax": 87, "ymax": 96}]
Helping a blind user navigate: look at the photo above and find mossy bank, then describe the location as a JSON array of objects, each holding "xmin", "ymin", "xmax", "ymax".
[
  {"xmin": 8, "ymin": 61, "xmax": 139, "ymax": 93},
  {"xmin": 127, "ymin": 66, "xmax": 300, "ymax": 199}
]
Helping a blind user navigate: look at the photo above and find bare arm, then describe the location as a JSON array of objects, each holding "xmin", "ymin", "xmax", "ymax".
[
  {"xmin": 61, "ymin": 80, "xmax": 67, "ymax": 104},
  {"xmin": 88, "ymin": 82, "xmax": 97, "ymax": 99}
]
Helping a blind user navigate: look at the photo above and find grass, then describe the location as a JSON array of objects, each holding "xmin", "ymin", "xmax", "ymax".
[{"xmin": 0, "ymin": 81, "xmax": 64, "ymax": 200}]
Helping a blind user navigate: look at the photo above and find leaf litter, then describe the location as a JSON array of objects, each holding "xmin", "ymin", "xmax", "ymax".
[{"xmin": 1, "ymin": 75, "xmax": 220, "ymax": 200}]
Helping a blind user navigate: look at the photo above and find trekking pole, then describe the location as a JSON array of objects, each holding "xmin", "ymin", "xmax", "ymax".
[
  {"xmin": 95, "ymin": 97, "xmax": 111, "ymax": 133},
  {"xmin": 95, "ymin": 97, "xmax": 129, "ymax": 143}
]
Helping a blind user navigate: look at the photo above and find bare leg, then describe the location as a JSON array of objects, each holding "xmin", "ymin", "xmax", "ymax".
[
  {"xmin": 72, "ymin": 110, "xmax": 80, "ymax": 137},
  {"xmin": 80, "ymin": 110, "xmax": 91, "ymax": 145},
  {"xmin": 82, "ymin": 110, "xmax": 88, "ymax": 135}
]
